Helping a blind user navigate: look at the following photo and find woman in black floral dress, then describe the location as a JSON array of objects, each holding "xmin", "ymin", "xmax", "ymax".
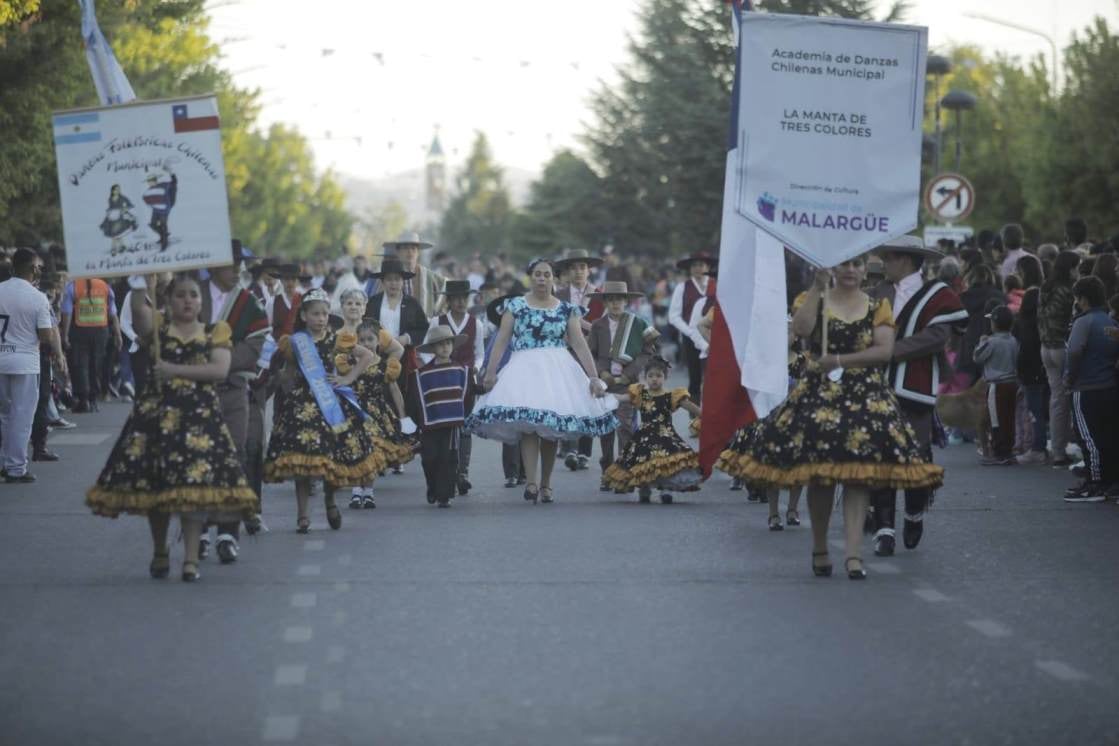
[
  {"xmin": 717, "ymin": 258, "xmax": 942, "ymax": 580},
  {"xmin": 264, "ymin": 290, "xmax": 383, "ymax": 533},
  {"xmin": 86, "ymin": 274, "xmax": 256, "ymax": 582},
  {"xmin": 603, "ymin": 358, "xmax": 702, "ymax": 503}
]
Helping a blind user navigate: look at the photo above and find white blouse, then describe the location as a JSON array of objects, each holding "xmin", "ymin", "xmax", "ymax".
[{"xmin": 380, "ymin": 295, "xmax": 402, "ymax": 337}]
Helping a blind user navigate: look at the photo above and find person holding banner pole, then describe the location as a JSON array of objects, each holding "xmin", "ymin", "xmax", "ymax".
[
  {"xmin": 868, "ymin": 236, "xmax": 968, "ymax": 556},
  {"xmin": 716, "ymin": 256, "xmax": 943, "ymax": 580}
]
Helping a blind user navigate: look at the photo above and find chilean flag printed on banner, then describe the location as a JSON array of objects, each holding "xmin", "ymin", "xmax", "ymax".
[
  {"xmin": 172, "ymin": 103, "xmax": 221, "ymax": 133},
  {"xmin": 699, "ymin": 0, "xmax": 790, "ymax": 477}
]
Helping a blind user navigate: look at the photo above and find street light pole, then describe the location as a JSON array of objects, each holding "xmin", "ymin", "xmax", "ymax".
[{"xmin": 964, "ymin": 12, "xmax": 1059, "ymax": 93}]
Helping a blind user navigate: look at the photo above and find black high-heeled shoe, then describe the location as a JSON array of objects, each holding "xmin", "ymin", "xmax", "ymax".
[
  {"xmin": 811, "ymin": 551, "xmax": 832, "ymax": 577},
  {"xmin": 523, "ymin": 483, "xmax": 538, "ymax": 503},
  {"xmin": 296, "ymin": 516, "xmax": 311, "ymax": 534},
  {"xmin": 181, "ymin": 560, "xmax": 201, "ymax": 582},
  {"xmin": 540, "ymin": 486, "xmax": 554, "ymax": 504},
  {"xmin": 845, "ymin": 557, "xmax": 867, "ymax": 580},
  {"xmin": 149, "ymin": 548, "xmax": 170, "ymax": 579},
  {"xmin": 325, "ymin": 503, "xmax": 342, "ymax": 530}
]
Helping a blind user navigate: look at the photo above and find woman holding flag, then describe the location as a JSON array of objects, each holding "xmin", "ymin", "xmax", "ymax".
[
  {"xmin": 716, "ymin": 256, "xmax": 942, "ymax": 580},
  {"xmin": 263, "ymin": 289, "xmax": 383, "ymax": 533}
]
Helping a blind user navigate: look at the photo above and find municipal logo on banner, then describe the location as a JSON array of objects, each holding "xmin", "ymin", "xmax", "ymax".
[
  {"xmin": 733, "ymin": 13, "xmax": 928, "ymax": 267},
  {"xmin": 51, "ymin": 94, "xmax": 232, "ymax": 279}
]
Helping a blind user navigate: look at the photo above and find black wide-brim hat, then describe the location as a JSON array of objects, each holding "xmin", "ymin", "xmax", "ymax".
[
  {"xmin": 486, "ymin": 293, "xmax": 520, "ymax": 327},
  {"xmin": 675, "ymin": 251, "xmax": 718, "ymax": 271},
  {"xmin": 370, "ymin": 257, "xmax": 416, "ymax": 280}
]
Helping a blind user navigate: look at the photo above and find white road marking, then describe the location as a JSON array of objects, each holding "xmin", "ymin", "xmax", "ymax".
[
  {"xmin": 290, "ymin": 592, "xmax": 317, "ymax": 609},
  {"xmin": 49, "ymin": 432, "xmax": 115, "ymax": 446},
  {"xmin": 327, "ymin": 645, "xmax": 346, "ymax": 663},
  {"xmin": 304, "ymin": 540, "xmax": 325, "ymax": 552},
  {"xmin": 297, "ymin": 564, "xmax": 322, "ymax": 577},
  {"xmin": 966, "ymin": 619, "xmax": 1011, "ymax": 638},
  {"xmin": 262, "ymin": 715, "xmax": 300, "ymax": 741},
  {"xmin": 913, "ymin": 588, "xmax": 949, "ymax": 603},
  {"xmin": 1035, "ymin": 660, "xmax": 1089, "ymax": 682},
  {"xmin": 283, "ymin": 626, "xmax": 313, "ymax": 643},
  {"xmin": 321, "ymin": 690, "xmax": 343, "ymax": 712},
  {"xmin": 334, "ymin": 581, "xmax": 351, "ymax": 593},
  {"xmin": 274, "ymin": 664, "xmax": 308, "ymax": 686}
]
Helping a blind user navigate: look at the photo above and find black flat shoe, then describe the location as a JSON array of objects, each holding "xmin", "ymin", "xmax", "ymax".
[
  {"xmin": 659, "ymin": 493, "xmax": 673, "ymax": 504},
  {"xmin": 3, "ymin": 472, "xmax": 35, "ymax": 483},
  {"xmin": 523, "ymin": 484, "xmax": 539, "ymax": 503},
  {"xmin": 638, "ymin": 486, "xmax": 652, "ymax": 503},
  {"xmin": 457, "ymin": 478, "xmax": 471, "ymax": 495},
  {"xmin": 903, "ymin": 518, "xmax": 923, "ymax": 549},
  {"xmin": 32, "ymin": 449, "xmax": 60, "ymax": 462},
  {"xmin": 812, "ymin": 551, "xmax": 832, "ymax": 577},
  {"xmin": 845, "ymin": 557, "xmax": 867, "ymax": 580},
  {"xmin": 325, "ymin": 504, "xmax": 342, "ymax": 530},
  {"xmin": 149, "ymin": 549, "xmax": 170, "ymax": 579}
]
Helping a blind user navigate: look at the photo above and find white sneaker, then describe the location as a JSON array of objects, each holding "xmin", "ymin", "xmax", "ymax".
[{"xmin": 1017, "ymin": 450, "xmax": 1048, "ymax": 464}]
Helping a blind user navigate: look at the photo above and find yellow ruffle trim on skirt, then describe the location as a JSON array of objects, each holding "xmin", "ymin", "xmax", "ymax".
[
  {"xmin": 86, "ymin": 485, "xmax": 258, "ymax": 519},
  {"xmin": 715, "ymin": 451, "xmax": 944, "ymax": 490},
  {"xmin": 264, "ymin": 449, "xmax": 387, "ymax": 486},
  {"xmin": 603, "ymin": 451, "xmax": 700, "ymax": 490},
  {"xmin": 371, "ymin": 437, "xmax": 415, "ymax": 468}
]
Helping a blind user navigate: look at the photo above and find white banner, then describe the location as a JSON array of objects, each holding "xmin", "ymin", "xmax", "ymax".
[
  {"xmin": 52, "ymin": 94, "xmax": 232, "ymax": 278},
  {"xmin": 735, "ymin": 13, "xmax": 927, "ymax": 268}
]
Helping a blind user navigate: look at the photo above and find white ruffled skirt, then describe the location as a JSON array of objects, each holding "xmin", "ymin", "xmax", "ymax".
[{"xmin": 466, "ymin": 347, "xmax": 619, "ymax": 444}]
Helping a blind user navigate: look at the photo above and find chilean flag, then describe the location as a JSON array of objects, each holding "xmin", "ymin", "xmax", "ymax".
[
  {"xmin": 172, "ymin": 103, "xmax": 220, "ymax": 133},
  {"xmin": 699, "ymin": 0, "xmax": 790, "ymax": 477}
]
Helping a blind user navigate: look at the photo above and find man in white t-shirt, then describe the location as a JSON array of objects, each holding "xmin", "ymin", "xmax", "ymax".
[{"xmin": 0, "ymin": 250, "xmax": 59, "ymax": 482}]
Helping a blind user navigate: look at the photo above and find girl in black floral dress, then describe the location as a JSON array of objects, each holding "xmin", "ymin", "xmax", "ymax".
[
  {"xmin": 347, "ymin": 319, "xmax": 415, "ymax": 509},
  {"xmin": 717, "ymin": 258, "xmax": 942, "ymax": 580},
  {"xmin": 87, "ymin": 274, "xmax": 256, "ymax": 582},
  {"xmin": 604, "ymin": 358, "xmax": 703, "ymax": 504},
  {"xmin": 264, "ymin": 290, "xmax": 383, "ymax": 533}
]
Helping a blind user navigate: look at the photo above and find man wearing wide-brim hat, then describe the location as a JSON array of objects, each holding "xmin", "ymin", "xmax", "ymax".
[
  {"xmin": 553, "ymin": 248, "xmax": 607, "ymax": 471},
  {"xmin": 668, "ymin": 251, "xmax": 717, "ymax": 404},
  {"xmin": 249, "ymin": 256, "xmax": 281, "ymax": 308},
  {"xmin": 267, "ymin": 263, "xmax": 303, "ymax": 339},
  {"xmin": 867, "ymin": 234, "xmax": 968, "ymax": 556},
  {"xmin": 585, "ymin": 281, "xmax": 660, "ymax": 490},
  {"xmin": 370, "ymin": 231, "xmax": 446, "ymax": 318}
]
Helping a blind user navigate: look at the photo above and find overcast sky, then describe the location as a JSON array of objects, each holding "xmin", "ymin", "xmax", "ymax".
[{"xmin": 206, "ymin": 0, "xmax": 1118, "ymax": 180}]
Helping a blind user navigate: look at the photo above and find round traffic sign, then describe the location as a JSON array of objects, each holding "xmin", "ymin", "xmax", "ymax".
[{"xmin": 923, "ymin": 173, "xmax": 975, "ymax": 222}]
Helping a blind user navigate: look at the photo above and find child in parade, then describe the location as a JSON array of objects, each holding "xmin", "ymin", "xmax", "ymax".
[
  {"xmin": 603, "ymin": 357, "xmax": 703, "ymax": 504},
  {"xmin": 432, "ymin": 280, "xmax": 486, "ymax": 496},
  {"xmin": 406, "ymin": 325, "xmax": 477, "ymax": 508},
  {"xmin": 86, "ymin": 274, "xmax": 257, "ymax": 582},
  {"xmin": 483, "ymin": 293, "xmax": 526, "ymax": 489},
  {"xmin": 349, "ymin": 319, "xmax": 414, "ymax": 508},
  {"xmin": 263, "ymin": 289, "xmax": 383, "ymax": 533},
  {"xmin": 973, "ymin": 305, "xmax": 1020, "ymax": 466}
]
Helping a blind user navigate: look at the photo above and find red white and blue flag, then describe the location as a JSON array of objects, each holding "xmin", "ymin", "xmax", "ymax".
[
  {"xmin": 172, "ymin": 103, "xmax": 221, "ymax": 133},
  {"xmin": 699, "ymin": 0, "xmax": 790, "ymax": 477}
]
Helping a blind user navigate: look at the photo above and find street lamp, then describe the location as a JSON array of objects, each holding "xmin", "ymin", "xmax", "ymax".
[
  {"xmin": 964, "ymin": 12, "xmax": 1059, "ymax": 93},
  {"xmin": 926, "ymin": 54, "xmax": 952, "ymax": 174},
  {"xmin": 941, "ymin": 90, "xmax": 977, "ymax": 172}
]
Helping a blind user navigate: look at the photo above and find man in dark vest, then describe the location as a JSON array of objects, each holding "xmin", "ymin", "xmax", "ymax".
[
  {"xmin": 198, "ymin": 240, "xmax": 271, "ymax": 563},
  {"xmin": 554, "ymin": 249, "xmax": 605, "ymax": 471},
  {"xmin": 431, "ymin": 280, "xmax": 485, "ymax": 495},
  {"xmin": 668, "ymin": 251, "xmax": 716, "ymax": 404},
  {"xmin": 266, "ymin": 263, "xmax": 303, "ymax": 339},
  {"xmin": 869, "ymin": 235, "xmax": 968, "ymax": 556}
]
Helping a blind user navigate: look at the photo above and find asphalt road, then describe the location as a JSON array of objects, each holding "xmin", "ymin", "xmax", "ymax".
[{"xmin": 2, "ymin": 393, "xmax": 1118, "ymax": 746}]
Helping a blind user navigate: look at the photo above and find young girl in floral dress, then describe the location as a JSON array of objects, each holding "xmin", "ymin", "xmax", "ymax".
[
  {"xmin": 264, "ymin": 289, "xmax": 383, "ymax": 533},
  {"xmin": 86, "ymin": 273, "xmax": 257, "ymax": 582},
  {"xmin": 347, "ymin": 318, "xmax": 414, "ymax": 509},
  {"xmin": 603, "ymin": 358, "xmax": 702, "ymax": 504}
]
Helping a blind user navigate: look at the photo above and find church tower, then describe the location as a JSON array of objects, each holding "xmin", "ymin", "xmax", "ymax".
[{"xmin": 425, "ymin": 129, "xmax": 446, "ymax": 218}]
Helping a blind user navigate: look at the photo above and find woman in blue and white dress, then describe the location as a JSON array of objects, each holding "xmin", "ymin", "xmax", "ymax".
[{"xmin": 468, "ymin": 258, "xmax": 617, "ymax": 504}]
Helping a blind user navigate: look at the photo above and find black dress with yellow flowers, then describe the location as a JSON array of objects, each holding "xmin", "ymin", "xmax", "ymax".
[
  {"xmin": 603, "ymin": 384, "xmax": 702, "ymax": 491},
  {"xmin": 352, "ymin": 353, "xmax": 415, "ymax": 470},
  {"xmin": 717, "ymin": 295, "xmax": 943, "ymax": 490},
  {"xmin": 86, "ymin": 320, "xmax": 257, "ymax": 518},
  {"xmin": 264, "ymin": 329, "xmax": 383, "ymax": 485}
]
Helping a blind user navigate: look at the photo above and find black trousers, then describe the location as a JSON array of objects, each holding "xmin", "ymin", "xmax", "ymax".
[
  {"xmin": 70, "ymin": 325, "xmax": 108, "ymax": 402},
  {"xmin": 682, "ymin": 336, "xmax": 703, "ymax": 403},
  {"xmin": 563, "ymin": 435, "xmax": 593, "ymax": 458},
  {"xmin": 208, "ymin": 384, "xmax": 249, "ymax": 540},
  {"xmin": 502, "ymin": 443, "xmax": 523, "ymax": 480},
  {"xmin": 31, "ymin": 352, "xmax": 52, "ymax": 451},
  {"xmin": 131, "ymin": 348, "xmax": 150, "ymax": 395},
  {"xmin": 244, "ymin": 384, "xmax": 267, "ymax": 509},
  {"xmin": 871, "ymin": 400, "xmax": 934, "ymax": 532},
  {"xmin": 421, "ymin": 428, "xmax": 459, "ymax": 505},
  {"xmin": 457, "ymin": 432, "xmax": 472, "ymax": 479},
  {"xmin": 1072, "ymin": 387, "xmax": 1119, "ymax": 485}
]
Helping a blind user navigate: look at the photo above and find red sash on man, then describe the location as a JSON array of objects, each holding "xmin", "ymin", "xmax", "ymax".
[{"xmin": 682, "ymin": 278, "xmax": 714, "ymax": 326}]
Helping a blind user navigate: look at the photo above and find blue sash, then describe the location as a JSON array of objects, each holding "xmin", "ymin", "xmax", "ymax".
[{"xmin": 291, "ymin": 332, "xmax": 350, "ymax": 432}]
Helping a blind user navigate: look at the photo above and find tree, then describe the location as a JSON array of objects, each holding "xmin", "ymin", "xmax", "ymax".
[
  {"xmin": 438, "ymin": 133, "xmax": 512, "ymax": 255},
  {"xmin": 755, "ymin": 0, "xmax": 909, "ymax": 22},
  {"xmin": 0, "ymin": 0, "xmax": 40, "ymax": 28},
  {"xmin": 508, "ymin": 150, "xmax": 609, "ymax": 260}
]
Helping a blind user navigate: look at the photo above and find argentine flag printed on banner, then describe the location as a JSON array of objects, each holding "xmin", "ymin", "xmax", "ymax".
[{"xmin": 53, "ymin": 112, "xmax": 102, "ymax": 145}]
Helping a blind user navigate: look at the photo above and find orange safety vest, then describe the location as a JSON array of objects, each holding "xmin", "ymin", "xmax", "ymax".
[{"xmin": 73, "ymin": 279, "xmax": 110, "ymax": 327}]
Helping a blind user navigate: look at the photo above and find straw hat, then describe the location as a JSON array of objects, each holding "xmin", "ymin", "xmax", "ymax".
[
  {"xmin": 587, "ymin": 281, "xmax": 644, "ymax": 299},
  {"xmin": 383, "ymin": 231, "xmax": 433, "ymax": 251},
  {"xmin": 554, "ymin": 248, "xmax": 604, "ymax": 271},
  {"xmin": 417, "ymin": 324, "xmax": 467, "ymax": 353}
]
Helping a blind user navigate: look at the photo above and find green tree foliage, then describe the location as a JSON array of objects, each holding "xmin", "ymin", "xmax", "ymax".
[
  {"xmin": 754, "ymin": 0, "xmax": 909, "ymax": 22},
  {"xmin": 509, "ymin": 150, "xmax": 610, "ymax": 260},
  {"xmin": 0, "ymin": 0, "xmax": 40, "ymax": 27},
  {"xmin": 438, "ymin": 133, "xmax": 512, "ymax": 255},
  {"xmin": 0, "ymin": 0, "xmax": 351, "ymax": 258}
]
